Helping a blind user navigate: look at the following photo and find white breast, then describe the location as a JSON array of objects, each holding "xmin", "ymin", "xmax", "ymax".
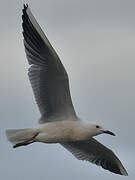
[{"xmin": 36, "ymin": 120, "xmax": 93, "ymax": 143}]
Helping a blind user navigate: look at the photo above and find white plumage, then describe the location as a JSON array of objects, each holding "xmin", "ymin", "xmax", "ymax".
[{"xmin": 6, "ymin": 4, "xmax": 128, "ymax": 176}]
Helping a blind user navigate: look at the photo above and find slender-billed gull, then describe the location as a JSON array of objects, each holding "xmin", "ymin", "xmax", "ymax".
[{"xmin": 6, "ymin": 4, "xmax": 128, "ymax": 176}]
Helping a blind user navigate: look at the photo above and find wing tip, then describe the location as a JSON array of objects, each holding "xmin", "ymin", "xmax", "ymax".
[
  {"xmin": 22, "ymin": 3, "xmax": 29, "ymax": 17},
  {"xmin": 102, "ymin": 160, "xmax": 128, "ymax": 176},
  {"xmin": 119, "ymin": 165, "xmax": 128, "ymax": 176},
  {"xmin": 116, "ymin": 157, "xmax": 128, "ymax": 176},
  {"xmin": 23, "ymin": 3, "xmax": 28, "ymax": 10},
  {"xmin": 22, "ymin": 3, "xmax": 28, "ymax": 21}
]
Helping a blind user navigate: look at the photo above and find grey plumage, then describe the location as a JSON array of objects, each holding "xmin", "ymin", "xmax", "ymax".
[
  {"xmin": 22, "ymin": 4, "xmax": 77, "ymax": 123},
  {"xmin": 61, "ymin": 139, "xmax": 128, "ymax": 175}
]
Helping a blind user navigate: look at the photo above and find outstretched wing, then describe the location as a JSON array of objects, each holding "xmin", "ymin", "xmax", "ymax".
[
  {"xmin": 61, "ymin": 138, "xmax": 128, "ymax": 176},
  {"xmin": 22, "ymin": 4, "xmax": 77, "ymax": 123}
]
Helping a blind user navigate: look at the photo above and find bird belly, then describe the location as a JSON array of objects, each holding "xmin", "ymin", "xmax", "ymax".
[
  {"xmin": 35, "ymin": 132, "xmax": 71, "ymax": 143},
  {"xmin": 35, "ymin": 120, "xmax": 91, "ymax": 143},
  {"xmin": 35, "ymin": 121, "xmax": 74, "ymax": 143}
]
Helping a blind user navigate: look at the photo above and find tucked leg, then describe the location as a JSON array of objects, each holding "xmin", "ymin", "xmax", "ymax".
[{"xmin": 13, "ymin": 133, "xmax": 39, "ymax": 148}]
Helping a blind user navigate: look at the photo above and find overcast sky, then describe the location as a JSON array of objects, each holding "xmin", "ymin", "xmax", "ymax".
[{"xmin": 1, "ymin": 0, "xmax": 135, "ymax": 179}]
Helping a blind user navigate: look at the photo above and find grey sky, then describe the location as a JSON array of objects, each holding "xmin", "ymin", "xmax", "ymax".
[{"xmin": 1, "ymin": 0, "xmax": 135, "ymax": 179}]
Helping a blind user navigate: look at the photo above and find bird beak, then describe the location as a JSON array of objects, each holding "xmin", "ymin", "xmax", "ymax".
[{"xmin": 103, "ymin": 130, "xmax": 116, "ymax": 136}]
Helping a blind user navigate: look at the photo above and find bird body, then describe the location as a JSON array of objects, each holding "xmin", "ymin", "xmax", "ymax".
[
  {"xmin": 6, "ymin": 120, "xmax": 104, "ymax": 144},
  {"xmin": 6, "ymin": 4, "xmax": 128, "ymax": 176},
  {"xmin": 37, "ymin": 120, "xmax": 106, "ymax": 142},
  {"xmin": 37, "ymin": 120, "xmax": 87, "ymax": 143}
]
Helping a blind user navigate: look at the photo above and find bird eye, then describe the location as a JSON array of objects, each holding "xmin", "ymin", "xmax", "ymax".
[{"xmin": 96, "ymin": 125, "xmax": 99, "ymax": 128}]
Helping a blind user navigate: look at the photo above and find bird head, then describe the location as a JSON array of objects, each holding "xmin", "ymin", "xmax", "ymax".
[
  {"xmin": 83, "ymin": 122, "xmax": 116, "ymax": 137},
  {"xmin": 90, "ymin": 124, "xmax": 116, "ymax": 137}
]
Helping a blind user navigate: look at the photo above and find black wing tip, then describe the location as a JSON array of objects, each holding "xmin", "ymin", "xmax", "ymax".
[
  {"xmin": 110, "ymin": 165, "xmax": 128, "ymax": 176},
  {"xmin": 103, "ymin": 166, "xmax": 128, "ymax": 176},
  {"xmin": 122, "ymin": 172, "xmax": 128, "ymax": 176},
  {"xmin": 119, "ymin": 168, "xmax": 128, "ymax": 176},
  {"xmin": 23, "ymin": 3, "xmax": 28, "ymax": 10},
  {"xmin": 114, "ymin": 169, "xmax": 128, "ymax": 176},
  {"xmin": 116, "ymin": 171, "xmax": 128, "ymax": 176},
  {"xmin": 22, "ymin": 4, "xmax": 28, "ymax": 17},
  {"xmin": 116, "ymin": 161, "xmax": 128, "ymax": 176},
  {"xmin": 22, "ymin": 4, "xmax": 28, "ymax": 36},
  {"xmin": 22, "ymin": 4, "xmax": 29, "ymax": 16},
  {"xmin": 101, "ymin": 159, "xmax": 128, "ymax": 176}
]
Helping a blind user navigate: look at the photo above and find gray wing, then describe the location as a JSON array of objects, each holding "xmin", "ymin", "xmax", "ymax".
[
  {"xmin": 61, "ymin": 138, "xmax": 128, "ymax": 176},
  {"xmin": 22, "ymin": 4, "xmax": 77, "ymax": 123}
]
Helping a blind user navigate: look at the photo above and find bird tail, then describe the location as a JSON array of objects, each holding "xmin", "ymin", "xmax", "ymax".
[{"xmin": 6, "ymin": 128, "xmax": 39, "ymax": 147}]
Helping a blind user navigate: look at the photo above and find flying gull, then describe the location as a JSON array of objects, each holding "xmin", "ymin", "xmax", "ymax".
[{"xmin": 6, "ymin": 4, "xmax": 128, "ymax": 176}]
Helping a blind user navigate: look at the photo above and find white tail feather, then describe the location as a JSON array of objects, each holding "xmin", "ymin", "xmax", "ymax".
[{"xmin": 6, "ymin": 128, "xmax": 38, "ymax": 146}]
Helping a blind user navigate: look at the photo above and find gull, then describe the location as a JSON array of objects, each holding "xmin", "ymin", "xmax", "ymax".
[{"xmin": 6, "ymin": 4, "xmax": 128, "ymax": 176}]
